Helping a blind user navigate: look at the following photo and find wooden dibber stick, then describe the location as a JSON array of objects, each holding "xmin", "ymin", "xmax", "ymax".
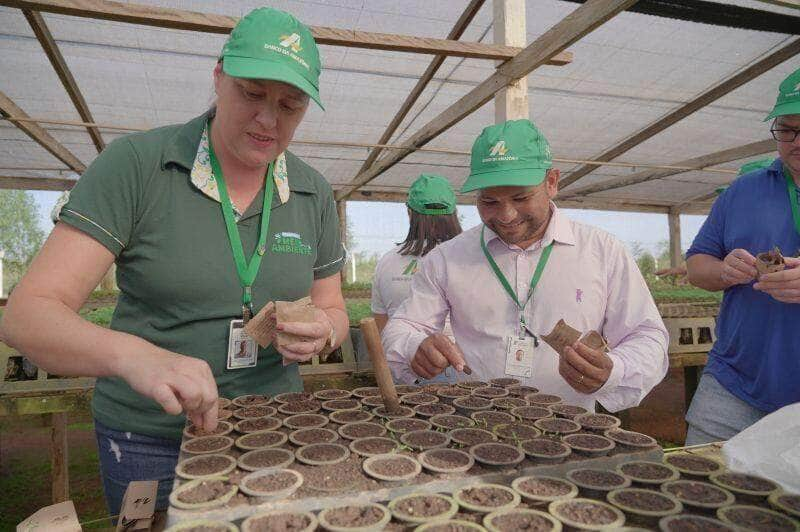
[{"xmin": 359, "ymin": 317, "xmax": 401, "ymax": 413}]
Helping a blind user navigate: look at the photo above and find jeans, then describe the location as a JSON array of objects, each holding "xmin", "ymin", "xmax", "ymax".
[
  {"xmin": 94, "ymin": 419, "xmax": 181, "ymax": 516},
  {"xmin": 685, "ymin": 372, "xmax": 767, "ymax": 445}
]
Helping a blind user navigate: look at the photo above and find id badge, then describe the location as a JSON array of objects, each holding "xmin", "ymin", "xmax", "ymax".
[
  {"xmin": 505, "ymin": 335, "xmax": 535, "ymax": 378},
  {"xmin": 227, "ymin": 319, "xmax": 258, "ymax": 369}
]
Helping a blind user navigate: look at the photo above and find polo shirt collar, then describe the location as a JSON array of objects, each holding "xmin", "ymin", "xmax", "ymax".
[{"xmin": 484, "ymin": 202, "xmax": 576, "ymax": 250}]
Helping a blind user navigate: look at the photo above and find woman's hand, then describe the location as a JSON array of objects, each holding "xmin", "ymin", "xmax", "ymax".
[
  {"xmin": 275, "ymin": 308, "xmax": 334, "ymax": 362},
  {"xmin": 115, "ymin": 347, "xmax": 219, "ymax": 432}
]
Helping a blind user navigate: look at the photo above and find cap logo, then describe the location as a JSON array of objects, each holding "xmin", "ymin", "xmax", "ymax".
[
  {"xmin": 279, "ymin": 33, "xmax": 303, "ymax": 53},
  {"xmin": 482, "ymin": 139, "xmax": 518, "ymax": 163}
]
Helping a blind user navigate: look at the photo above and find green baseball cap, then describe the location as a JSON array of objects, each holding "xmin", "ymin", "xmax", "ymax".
[
  {"xmin": 764, "ymin": 68, "xmax": 800, "ymax": 121},
  {"xmin": 407, "ymin": 174, "xmax": 456, "ymax": 215},
  {"xmin": 738, "ymin": 157, "xmax": 774, "ymax": 176},
  {"xmin": 461, "ymin": 119, "xmax": 553, "ymax": 193},
  {"xmin": 220, "ymin": 8, "xmax": 323, "ymax": 109}
]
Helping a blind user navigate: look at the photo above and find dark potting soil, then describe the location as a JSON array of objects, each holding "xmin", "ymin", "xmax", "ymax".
[
  {"xmin": 564, "ymin": 434, "xmax": 613, "ymax": 450},
  {"xmin": 234, "ymin": 405, "xmax": 275, "ymax": 419},
  {"xmin": 322, "ymin": 399, "xmax": 360, "ymax": 410},
  {"xmin": 297, "ymin": 443, "xmax": 347, "ymax": 463},
  {"xmin": 715, "ymin": 472, "xmax": 778, "ymax": 493},
  {"xmin": 665, "ymin": 453, "xmax": 721, "ymax": 473},
  {"xmin": 512, "ymin": 406, "xmax": 552, "ymax": 421},
  {"xmin": 402, "ymin": 393, "xmax": 439, "ymax": 405},
  {"xmin": 495, "ymin": 422, "xmax": 540, "ymax": 441},
  {"xmin": 324, "ymin": 505, "xmax": 384, "ymax": 528},
  {"xmin": 554, "ymin": 500, "xmax": 618, "ymax": 526},
  {"xmin": 278, "ymin": 399, "xmax": 321, "ymax": 414},
  {"xmin": 177, "ymin": 480, "xmax": 230, "ymax": 504},
  {"xmin": 422, "ymin": 449, "xmax": 472, "ymax": 470},
  {"xmin": 351, "ymin": 437, "xmax": 397, "ymax": 455},
  {"xmin": 395, "ymin": 384, "xmax": 420, "ymax": 395},
  {"xmin": 489, "ymin": 511, "xmax": 555, "ymax": 532},
  {"xmin": 352, "ymin": 386, "xmax": 381, "ymax": 397},
  {"xmin": 518, "ymin": 477, "xmax": 574, "ymax": 497},
  {"xmin": 431, "ymin": 414, "xmax": 475, "ymax": 429},
  {"xmin": 576, "ymin": 413, "xmax": 619, "ymax": 429},
  {"xmin": 234, "ymin": 394, "xmax": 271, "ymax": 406},
  {"xmin": 664, "ymin": 480, "xmax": 728, "ymax": 504},
  {"xmin": 236, "ymin": 417, "xmax": 281, "ymax": 433},
  {"xmin": 491, "ymin": 397, "xmax": 527, "ymax": 409},
  {"xmin": 241, "ymin": 449, "xmax": 291, "ymax": 469},
  {"xmin": 329, "ymin": 410, "xmax": 371, "ymax": 424},
  {"xmin": 178, "ymin": 525, "xmax": 231, "ymax": 532},
  {"xmin": 472, "ymin": 443, "xmax": 523, "ymax": 464},
  {"xmin": 722, "ymin": 506, "xmax": 797, "ymax": 530},
  {"xmin": 291, "ymin": 428, "xmax": 337, "ymax": 445},
  {"xmin": 402, "ymin": 430, "xmax": 449, "ymax": 449},
  {"xmin": 451, "ymin": 428, "xmax": 496, "ymax": 446},
  {"xmin": 606, "ymin": 429, "xmax": 656, "ymax": 446},
  {"xmin": 421, "ymin": 523, "xmax": 480, "ymax": 532},
  {"xmin": 299, "ymin": 460, "xmax": 362, "ymax": 493},
  {"xmin": 549, "ymin": 404, "xmax": 588, "ymax": 417},
  {"xmin": 180, "ymin": 455, "xmax": 233, "ymax": 476},
  {"xmin": 283, "ymin": 414, "xmax": 328, "ymax": 428},
  {"xmin": 569, "ymin": 469, "xmax": 627, "ymax": 489},
  {"xmin": 416, "ymin": 403, "xmax": 456, "ymax": 417},
  {"xmin": 239, "ymin": 431, "xmax": 285, "ymax": 448},
  {"xmin": 620, "ymin": 461, "xmax": 676, "ymax": 481},
  {"xmin": 374, "ymin": 405, "xmax": 415, "ymax": 418},
  {"xmin": 778, "ymin": 493, "xmax": 800, "ymax": 513},
  {"xmin": 314, "ymin": 388, "xmax": 352, "ymax": 400},
  {"xmin": 186, "ymin": 421, "xmax": 232, "ymax": 438},
  {"xmin": 246, "ymin": 512, "xmax": 312, "ymax": 532},
  {"xmin": 507, "ymin": 385, "xmax": 538, "ymax": 397},
  {"xmin": 275, "ymin": 392, "xmax": 314, "ymax": 403},
  {"xmin": 244, "ymin": 471, "xmax": 297, "ymax": 493},
  {"xmin": 662, "ymin": 515, "xmax": 737, "ymax": 532},
  {"xmin": 454, "ymin": 396, "xmax": 491, "ymax": 409},
  {"xmin": 459, "ymin": 486, "xmax": 514, "ymax": 507},
  {"xmin": 184, "ymin": 437, "xmax": 231, "ymax": 453},
  {"xmin": 472, "ymin": 386, "xmax": 508, "ymax": 398},
  {"xmin": 489, "ymin": 377, "xmax": 520, "ymax": 387},
  {"xmin": 339, "ymin": 422, "xmax": 385, "ymax": 439},
  {"xmin": 217, "ymin": 409, "xmax": 233, "ymax": 420},
  {"xmin": 534, "ymin": 418, "xmax": 580, "ymax": 434},
  {"xmin": 457, "ymin": 381, "xmax": 488, "ymax": 389},
  {"xmin": 521, "ymin": 438, "xmax": 569, "ymax": 456},
  {"xmin": 525, "ymin": 393, "xmax": 561, "ymax": 405},
  {"xmin": 360, "ymin": 396, "xmax": 385, "ymax": 407},
  {"xmin": 611, "ymin": 489, "xmax": 677, "ymax": 512},
  {"xmin": 387, "ymin": 418, "xmax": 431, "ymax": 433},
  {"xmin": 368, "ymin": 456, "xmax": 417, "ymax": 477},
  {"xmin": 436, "ymin": 386, "xmax": 471, "ymax": 399},
  {"xmin": 395, "ymin": 495, "xmax": 452, "ymax": 518},
  {"xmin": 471, "ymin": 411, "xmax": 515, "ymax": 428}
]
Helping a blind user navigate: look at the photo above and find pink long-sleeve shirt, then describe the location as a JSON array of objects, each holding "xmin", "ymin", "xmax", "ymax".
[{"xmin": 382, "ymin": 204, "xmax": 669, "ymax": 413}]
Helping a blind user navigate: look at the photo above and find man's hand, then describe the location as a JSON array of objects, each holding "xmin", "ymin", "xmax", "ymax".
[
  {"xmin": 411, "ymin": 333, "xmax": 466, "ymax": 379},
  {"xmin": 276, "ymin": 308, "xmax": 334, "ymax": 362},
  {"xmin": 721, "ymin": 248, "xmax": 758, "ymax": 287},
  {"xmin": 753, "ymin": 256, "xmax": 800, "ymax": 303},
  {"xmin": 117, "ymin": 347, "xmax": 219, "ymax": 432},
  {"xmin": 559, "ymin": 341, "xmax": 613, "ymax": 394}
]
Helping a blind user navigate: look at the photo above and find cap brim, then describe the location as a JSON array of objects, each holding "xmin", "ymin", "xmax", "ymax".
[
  {"xmin": 764, "ymin": 100, "xmax": 800, "ymax": 121},
  {"xmin": 223, "ymin": 56, "xmax": 324, "ymax": 110},
  {"xmin": 460, "ymin": 168, "xmax": 547, "ymax": 193}
]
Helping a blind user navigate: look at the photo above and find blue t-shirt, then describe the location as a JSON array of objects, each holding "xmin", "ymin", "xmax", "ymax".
[{"xmin": 686, "ymin": 159, "xmax": 800, "ymax": 413}]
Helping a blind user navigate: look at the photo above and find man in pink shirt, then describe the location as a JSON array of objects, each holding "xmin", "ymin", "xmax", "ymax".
[{"xmin": 383, "ymin": 120, "xmax": 669, "ymax": 412}]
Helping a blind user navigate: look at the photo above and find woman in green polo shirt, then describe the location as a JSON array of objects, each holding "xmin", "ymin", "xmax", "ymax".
[{"xmin": 0, "ymin": 8, "xmax": 347, "ymax": 515}]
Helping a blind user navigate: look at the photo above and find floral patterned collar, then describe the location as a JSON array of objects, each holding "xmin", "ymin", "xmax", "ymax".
[{"xmin": 190, "ymin": 122, "xmax": 291, "ymax": 219}]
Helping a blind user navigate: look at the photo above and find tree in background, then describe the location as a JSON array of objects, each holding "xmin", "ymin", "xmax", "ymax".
[{"xmin": 0, "ymin": 190, "xmax": 44, "ymax": 293}]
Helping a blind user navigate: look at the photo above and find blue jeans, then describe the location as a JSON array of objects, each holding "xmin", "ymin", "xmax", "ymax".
[
  {"xmin": 685, "ymin": 372, "xmax": 767, "ymax": 445},
  {"xmin": 94, "ymin": 420, "xmax": 181, "ymax": 516}
]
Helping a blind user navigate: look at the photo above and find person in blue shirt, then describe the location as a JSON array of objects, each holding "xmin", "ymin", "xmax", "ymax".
[{"xmin": 684, "ymin": 67, "xmax": 800, "ymax": 444}]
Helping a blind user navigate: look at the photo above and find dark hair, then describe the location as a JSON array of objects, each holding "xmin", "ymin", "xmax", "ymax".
[{"xmin": 398, "ymin": 204, "xmax": 462, "ymax": 257}]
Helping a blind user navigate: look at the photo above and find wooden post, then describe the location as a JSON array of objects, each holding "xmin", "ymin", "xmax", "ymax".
[
  {"xmin": 668, "ymin": 209, "xmax": 682, "ymax": 268},
  {"xmin": 493, "ymin": 0, "xmax": 528, "ymax": 122},
  {"xmin": 51, "ymin": 412, "xmax": 69, "ymax": 503},
  {"xmin": 359, "ymin": 317, "xmax": 401, "ymax": 412},
  {"xmin": 337, "ymin": 200, "xmax": 347, "ymax": 282}
]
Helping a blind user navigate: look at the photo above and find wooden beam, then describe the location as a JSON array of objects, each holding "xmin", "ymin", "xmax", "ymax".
[
  {"xmin": 50, "ymin": 412, "xmax": 69, "ymax": 503},
  {"xmin": 754, "ymin": 0, "xmax": 800, "ymax": 8},
  {"xmin": 0, "ymin": 91, "xmax": 85, "ymax": 172},
  {"xmin": 561, "ymin": 139, "xmax": 776, "ymax": 198},
  {"xmin": 559, "ymin": 37, "xmax": 800, "ymax": 189},
  {"xmin": 668, "ymin": 209, "xmax": 682, "ymax": 267},
  {"xmin": 23, "ymin": 9, "xmax": 104, "ymax": 153},
  {"xmin": 0, "ymin": 0, "xmax": 572, "ymax": 63},
  {"xmin": 336, "ymin": 0, "xmax": 637, "ymax": 201},
  {"xmin": 494, "ymin": 0, "xmax": 529, "ymax": 122},
  {"xmin": 0, "ymin": 174, "xmax": 76, "ymax": 190},
  {"xmin": 355, "ymin": 0, "xmax": 486, "ymax": 179}
]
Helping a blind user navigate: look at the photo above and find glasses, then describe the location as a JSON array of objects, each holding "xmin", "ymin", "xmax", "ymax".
[{"xmin": 771, "ymin": 128, "xmax": 800, "ymax": 142}]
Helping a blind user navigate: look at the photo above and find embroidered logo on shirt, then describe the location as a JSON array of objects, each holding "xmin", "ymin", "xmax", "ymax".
[
  {"xmin": 401, "ymin": 259, "xmax": 418, "ymax": 276},
  {"xmin": 575, "ymin": 289, "xmax": 583, "ymax": 303},
  {"xmin": 271, "ymin": 231, "xmax": 312, "ymax": 255}
]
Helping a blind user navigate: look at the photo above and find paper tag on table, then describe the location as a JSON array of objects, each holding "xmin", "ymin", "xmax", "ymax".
[
  {"xmin": 116, "ymin": 480, "xmax": 157, "ymax": 531},
  {"xmin": 17, "ymin": 501, "xmax": 81, "ymax": 532}
]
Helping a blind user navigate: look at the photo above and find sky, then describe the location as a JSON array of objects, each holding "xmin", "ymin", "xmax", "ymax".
[{"xmin": 31, "ymin": 190, "xmax": 707, "ymax": 260}]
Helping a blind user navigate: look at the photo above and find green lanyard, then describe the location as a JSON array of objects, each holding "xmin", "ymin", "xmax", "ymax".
[
  {"xmin": 784, "ymin": 165, "xmax": 800, "ymax": 237},
  {"xmin": 209, "ymin": 140, "xmax": 274, "ymax": 321},
  {"xmin": 480, "ymin": 225, "xmax": 554, "ymax": 340}
]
